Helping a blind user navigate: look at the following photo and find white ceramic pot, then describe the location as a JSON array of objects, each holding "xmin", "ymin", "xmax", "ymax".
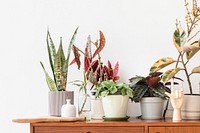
[
  {"xmin": 61, "ymin": 99, "xmax": 76, "ymax": 117},
  {"xmin": 140, "ymin": 97, "xmax": 165, "ymax": 120},
  {"xmin": 91, "ymin": 96, "xmax": 104, "ymax": 119},
  {"xmin": 102, "ymin": 95, "xmax": 129, "ymax": 118},
  {"xmin": 181, "ymin": 94, "xmax": 200, "ymax": 120}
]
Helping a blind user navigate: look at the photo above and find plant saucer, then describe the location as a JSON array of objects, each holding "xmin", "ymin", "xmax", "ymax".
[{"xmin": 102, "ymin": 116, "xmax": 130, "ymax": 121}]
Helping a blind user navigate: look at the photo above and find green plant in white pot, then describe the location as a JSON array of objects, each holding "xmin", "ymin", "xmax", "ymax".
[
  {"xmin": 149, "ymin": 0, "xmax": 200, "ymax": 119},
  {"xmin": 95, "ymin": 80, "xmax": 134, "ymax": 119},
  {"xmin": 129, "ymin": 72, "xmax": 171, "ymax": 120},
  {"xmin": 40, "ymin": 27, "xmax": 78, "ymax": 116}
]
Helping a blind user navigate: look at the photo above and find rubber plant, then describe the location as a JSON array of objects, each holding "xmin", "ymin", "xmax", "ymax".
[
  {"xmin": 70, "ymin": 31, "xmax": 119, "ymax": 114},
  {"xmin": 150, "ymin": 0, "xmax": 200, "ymax": 94},
  {"xmin": 40, "ymin": 27, "xmax": 78, "ymax": 91},
  {"xmin": 129, "ymin": 72, "xmax": 170, "ymax": 102}
]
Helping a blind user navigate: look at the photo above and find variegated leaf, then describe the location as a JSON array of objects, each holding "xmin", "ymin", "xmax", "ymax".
[
  {"xmin": 149, "ymin": 57, "xmax": 176, "ymax": 73},
  {"xmin": 185, "ymin": 41, "xmax": 200, "ymax": 60},
  {"xmin": 40, "ymin": 62, "xmax": 57, "ymax": 91},
  {"xmin": 173, "ymin": 28, "xmax": 187, "ymax": 52},
  {"xmin": 162, "ymin": 68, "xmax": 181, "ymax": 83},
  {"xmin": 192, "ymin": 65, "xmax": 200, "ymax": 74},
  {"xmin": 86, "ymin": 35, "xmax": 92, "ymax": 59}
]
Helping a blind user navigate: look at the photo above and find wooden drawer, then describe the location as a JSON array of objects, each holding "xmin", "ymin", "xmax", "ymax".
[
  {"xmin": 83, "ymin": 127, "xmax": 144, "ymax": 133},
  {"xmin": 166, "ymin": 127, "xmax": 200, "ymax": 133},
  {"xmin": 149, "ymin": 127, "xmax": 165, "ymax": 133},
  {"xmin": 34, "ymin": 126, "xmax": 82, "ymax": 133}
]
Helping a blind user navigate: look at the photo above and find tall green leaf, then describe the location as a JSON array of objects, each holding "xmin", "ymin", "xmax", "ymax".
[
  {"xmin": 40, "ymin": 61, "xmax": 57, "ymax": 91},
  {"xmin": 54, "ymin": 42, "xmax": 66, "ymax": 91},
  {"xmin": 65, "ymin": 27, "xmax": 79, "ymax": 85},
  {"xmin": 46, "ymin": 31, "xmax": 57, "ymax": 87}
]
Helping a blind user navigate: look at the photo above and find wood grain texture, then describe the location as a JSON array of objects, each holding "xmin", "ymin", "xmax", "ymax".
[
  {"xmin": 166, "ymin": 127, "xmax": 200, "ymax": 133},
  {"xmin": 12, "ymin": 116, "xmax": 85, "ymax": 123}
]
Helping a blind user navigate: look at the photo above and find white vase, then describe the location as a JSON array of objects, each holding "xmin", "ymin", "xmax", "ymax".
[
  {"xmin": 181, "ymin": 94, "xmax": 200, "ymax": 120},
  {"xmin": 140, "ymin": 97, "xmax": 165, "ymax": 120},
  {"xmin": 61, "ymin": 99, "xmax": 76, "ymax": 117},
  {"xmin": 102, "ymin": 95, "xmax": 129, "ymax": 118}
]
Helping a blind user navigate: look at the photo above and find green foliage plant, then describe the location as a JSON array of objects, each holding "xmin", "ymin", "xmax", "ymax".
[
  {"xmin": 129, "ymin": 72, "xmax": 171, "ymax": 102},
  {"xmin": 95, "ymin": 80, "xmax": 134, "ymax": 98},
  {"xmin": 40, "ymin": 27, "xmax": 78, "ymax": 91},
  {"xmin": 150, "ymin": 0, "xmax": 200, "ymax": 94}
]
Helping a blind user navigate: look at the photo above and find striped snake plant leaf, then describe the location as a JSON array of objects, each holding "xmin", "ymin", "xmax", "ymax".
[
  {"xmin": 47, "ymin": 31, "xmax": 57, "ymax": 85},
  {"xmin": 192, "ymin": 65, "xmax": 200, "ymax": 74},
  {"xmin": 149, "ymin": 57, "xmax": 176, "ymax": 73},
  {"xmin": 162, "ymin": 68, "xmax": 181, "ymax": 83},
  {"xmin": 65, "ymin": 27, "xmax": 79, "ymax": 85},
  {"xmin": 40, "ymin": 61, "xmax": 57, "ymax": 91},
  {"xmin": 54, "ymin": 42, "xmax": 66, "ymax": 91},
  {"xmin": 185, "ymin": 41, "xmax": 200, "ymax": 60},
  {"xmin": 173, "ymin": 28, "xmax": 187, "ymax": 52}
]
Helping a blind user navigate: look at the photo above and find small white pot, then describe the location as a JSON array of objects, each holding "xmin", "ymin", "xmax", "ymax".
[
  {"xmin": 140, "ymin": 97, "xmax": 165, "ymax": 120},
  {"xmin": 102, "ymin": 95, "xmax": 129, "ymax": 118},
  {"xmin": 181, "ymin": 94, "xmax": 200, "ymax": 120}
]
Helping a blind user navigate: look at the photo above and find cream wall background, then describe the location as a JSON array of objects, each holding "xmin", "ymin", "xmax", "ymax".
[{"xmin": 0, "ymin": 0, "xmax": 200, "ymax": 132}]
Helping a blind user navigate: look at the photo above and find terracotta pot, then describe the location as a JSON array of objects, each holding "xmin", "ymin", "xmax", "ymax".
[{"xmin": 48, "ymin": 91, "xmax": 74, "ymax": 116}]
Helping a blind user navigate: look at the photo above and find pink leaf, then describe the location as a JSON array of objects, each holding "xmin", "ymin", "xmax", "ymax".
[{"xmin": 113, "ymin": 62, "xmax": 119, "ymax": 80}]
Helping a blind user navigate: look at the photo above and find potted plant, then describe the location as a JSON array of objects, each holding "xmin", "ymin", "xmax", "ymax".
[
  {"xmin": 129, "ymin": 72, "xmax": 171, "ymax": 119},
  {"xmin": 40, "ymin": 27, "xmax": 78, "ymax": 116},
  {"xmin": 70, "ymin": 31, "xmax": 119, "ymax": 119},
  {"xmin": 149, "ymin": 0, "xmax": 200, "ymax": 119},
  {"xmin": 95, "ymin": 80, "xmax": 133, "ymax": 119}
]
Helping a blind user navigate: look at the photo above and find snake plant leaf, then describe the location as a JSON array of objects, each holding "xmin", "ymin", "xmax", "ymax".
[
  {"xmin": 46, "ymin": 31, "xmax": 57, "ymax": 85},
  {"xmin": 192, "ymin": 65, "xmax": 200, "ymax": 74},
  {"xmin": 65, "ymin": 27, "xmax": 79, "ymax": 85},
  {"xmin": 40, "ymin": 61, "xmax": 57, "ymax": 91},
  {"xmin": 186, "ymin": 41, "xmax": 200, "ymax": 60},
  {"xmin": 149, "ymin": 57, "xmax": 176, "ymax": 73},
  {"xmin": 162, "ymin": 68, "xmax": 181, "ymax": 83},
  {"xmin": 54, "ymin": 42, "xmax": 66, "ymax": 91},
  {"xmin": 93, "ymin": 31, "xmax": 106, "ymax": 58},
  {"xmin": 173, "ymin": 28, "xmax": 187, "ymax": 52}
]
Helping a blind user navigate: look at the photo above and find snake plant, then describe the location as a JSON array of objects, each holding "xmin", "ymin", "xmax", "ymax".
[{"xmin": 40, "ymin": 27, "xmax": 78, "ymax": 91}]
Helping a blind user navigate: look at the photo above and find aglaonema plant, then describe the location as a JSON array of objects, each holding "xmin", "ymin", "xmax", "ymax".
[
  {"xmin": 149, "ymin": 0, "xmax": 200, "ymax": 94},
  {"xmin": 40, "ymin": 27, "xmax": 78, "ymax": 91}
]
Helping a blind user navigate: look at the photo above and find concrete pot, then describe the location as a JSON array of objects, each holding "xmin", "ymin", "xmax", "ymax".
[
  {"xmin": 48, "ymin": 91, "xmax": 74, "ymax": 116},
  {"xmin": 181, "ymin": 94, "xmax": 200, "ymax": 120},
  {"xmin": 140, "ymin": 97, "xmax": 165, "ymax": 120},
  {"xmin": 102, "ymin": 95, "xmax": 129, "ymax": 118}
]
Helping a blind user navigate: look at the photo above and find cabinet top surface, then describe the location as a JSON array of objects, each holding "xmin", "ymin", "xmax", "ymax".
[{"xmin": 30, "ymin": 118, "xmax": 200, "ymax": 127}]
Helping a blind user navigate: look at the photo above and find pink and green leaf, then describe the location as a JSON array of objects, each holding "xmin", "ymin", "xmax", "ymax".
[{"xmin": 93, "ymin": 31, "xmax": 106, "ymax": 58}]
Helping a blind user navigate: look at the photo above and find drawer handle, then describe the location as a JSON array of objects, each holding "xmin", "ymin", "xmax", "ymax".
[{"xmin": 87, "ymin": 132, "xmax": 91, "ymax": 133}]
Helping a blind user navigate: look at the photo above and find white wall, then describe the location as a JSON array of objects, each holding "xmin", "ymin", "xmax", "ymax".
[{"xmin": 0, "ymin": 0, "xmax": 199, "ymax": 132}]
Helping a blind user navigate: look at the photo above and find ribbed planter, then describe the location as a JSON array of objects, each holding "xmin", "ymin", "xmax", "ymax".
[
  {"xmin": 140, "ymin": 97, "xmax": 165, "ymax": 120},
  {"xmin": 48, "ymin": 91, "xmax": 74, "ymax": 116},
  {"xmin": 181, "ymin": 94, "xmax": 200, "ymax": 120},
  {"xmin": 102, "ymin": 95, "xmax": 129, "ymax": 118}
]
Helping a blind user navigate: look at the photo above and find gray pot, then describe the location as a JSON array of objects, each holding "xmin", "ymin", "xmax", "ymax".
[
  {"xmin": 140, "ymin": 97, "xmax": 165, "ymax": 120},
  {"xmin": 48, "ymin": 91, "xmax": 74, "ymax": 116}
]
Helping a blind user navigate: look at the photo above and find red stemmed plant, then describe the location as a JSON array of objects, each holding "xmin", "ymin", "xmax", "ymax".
[
  {"xmin": 70, "ymin": 31, "xmax": 119, "ymax": 114},
  {"xmin": 70, "ymin": 31, "xmax": 119, "ymax": 89}
]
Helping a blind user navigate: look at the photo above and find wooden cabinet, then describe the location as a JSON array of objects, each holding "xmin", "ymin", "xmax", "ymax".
[{"xmin": 30, "ymin": 119, "xmax": 200, "ymax": 133}]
